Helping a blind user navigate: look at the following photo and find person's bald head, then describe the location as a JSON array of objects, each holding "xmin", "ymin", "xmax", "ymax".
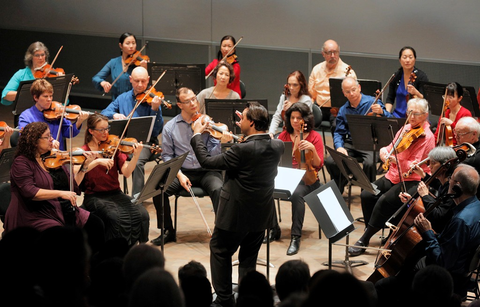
[
  {"xmin": 322, "ymin": 40, "xmax": 340, "ymax": 68},
  {"xmin": 130, "ymin": 66, "xmax": 150, "ymax": 94},
  {"xmin": 455, "ymin": 117, "xmax": 480, "ymax": 145}
]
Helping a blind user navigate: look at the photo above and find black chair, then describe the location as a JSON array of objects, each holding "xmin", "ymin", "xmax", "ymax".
[
  {"xmin": 312, "ymin": 104, "xmax": 327, "ymax": 183},
  {"xmin": 10, "ymin": 130, "xmax": 20, "ymax": 148},
  {"xmin": 240, "ymin": 80, "xmax": 246, "ymax": 98}
]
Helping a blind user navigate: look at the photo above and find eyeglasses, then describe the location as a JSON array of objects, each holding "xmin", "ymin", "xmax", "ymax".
[
  {"xmin": 179, "ymin": 97, "xmax": 197, "ymax": 104},
  {"xmin": 454, "ymin": 130, "xmax": 472, "ymax": 137},
  {"xmin": 323, "ymin": 50, "xmax": 339, "ymax": 56},
  {"xmin": 39, "ymin": 134, "xmax": 53, "ymax": 140},
  {"xmin": 33, "ymin": 53, "xmax": 46, "ymax": 58},
  {"xmin": 93, "ymin": 126, "xmax": 110, "ymax": 133}
]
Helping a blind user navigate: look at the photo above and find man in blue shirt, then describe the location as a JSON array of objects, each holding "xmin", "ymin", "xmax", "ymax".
[
  {"xmin": 414, "ymin": 164, "xmax": 480, "ymax": 297},
  {"xmin": 325, "ymin": 77, "xmax": 392, "ymax": 193},
  {"xmin": 101, "ymin": 66, "xmax": 164, "ymax": 198},
  {"xmin": 151, "ymin": 87, "xmax": 232, "ymax": 245}
]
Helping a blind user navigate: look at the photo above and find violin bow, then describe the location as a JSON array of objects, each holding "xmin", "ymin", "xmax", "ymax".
[
  {"xmin": 108, "ymin": 70, "xmax": 167, "ymax": 165},
  {"xmin": 363, "ymin": 73, "xmax": 395, "ymax": 116},
  {"xmin": 187, "ymin": 186, "xmax": 212, "ymax": 236},
  {"xmin": 55, "ymin": 75, "xmax": 75, "ymax": 142},
  {"xmin": 103, "ymin": 43, "xmax": 148, "ymax": 96},
  {"xmin": 205, "ymin": 36, "xmax": 243, "ymax": 80}
]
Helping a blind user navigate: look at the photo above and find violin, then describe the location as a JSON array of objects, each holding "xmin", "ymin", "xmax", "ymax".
[
  {"xmin": 280, "ymin": 84, "xmax": 290, "ymax": 122},
  {"xmin": 405, "ymin": 71, "xmax": 418, "ymax": 103},
  {"xmin": 294, "ymin": 120, "xmax": 318, "ymax": 185},
  {"xmin": 34, "ymin": 64, "xmax": 65, "ymax": 79},
  {"xmin": 124, "ymin": 50, "xmax": 150, "ymax": 66},
  {"xmin": 365, "ymin": 73, "xmax": 395, "ymax": 116},
  {"xmin": 0, "ymin": 121, "xmax": 20, "ymax": 138},
  {"xmin": 136, "ymin": 86, "xmax": 172, "ymax": 109},
  {"xmin": 191, "ymin": 113, "xmax": 239, "ymax": 141},
  {"xmin": 226, "ymin": 54, "xmax": 238, "ymax": 65},
  {"xmin": 43, "ymin": 101, "xmax": 94, "ymax": 122},
  {"xmin": 98, "ymin": 135, "xmax": 162, "ymax": 156},
  {"xmin": 42, "ymin": 148, "xmax": 104, "ymax": 169},
  {"xmin": 436, "ymin": 88, "xmax": 454, "ymax": 147},
  {"xmin": 382, "ymin": 125, "xmax": 425, "ymax": 171}
]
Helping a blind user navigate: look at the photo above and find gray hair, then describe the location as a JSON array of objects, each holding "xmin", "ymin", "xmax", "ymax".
[
  {"xmin": 456, "ymin": 117, "xmax": 480, "ymax": 135},
  {"xmin": 407, "ymin": 98, "xmax": 429, "ymax": 114},
  {"xmin": 24, "ymin": 41, "xmax": 49, "ymax": 68},
  {"xmin": 428, "ymin": 146, "xmax": 456, "ymax": 164}
]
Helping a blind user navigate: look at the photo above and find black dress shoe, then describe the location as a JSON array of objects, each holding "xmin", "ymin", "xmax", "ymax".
[
  {"xmin": 348, "ymin": 240, "xmax": 367, "ymax": 257},
  {"xmin": 287, "ymin": 235, "xmax": 301, "ymax": 255},
  {"xmin": 150, "ymin": 229, "xmax": 176, "ymax": 246},
  {"xmin": 263, "ymin": 224, "xmax": 281, "ymax": 243}
]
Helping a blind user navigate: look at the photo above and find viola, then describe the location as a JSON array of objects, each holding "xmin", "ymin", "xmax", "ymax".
[
  {"xmin": 280, "ymin": 84, "xmax": 290, "ymax": 123},
  {"xmin": 136, "ymin": 87, "xmax": 172, "ymax": 109},
  {"xmin": 405, "ymin": 71, "xmax": 418, "ymax": 103},
  {"xmin": 382, "ymin": 126, "xmax": 425, "ymax": 171},
  {"xmin": 42, "ymin": 148, "xmax": 104, "ymax": 169},
  {"xmin": 98, "ymin": 135, "xmax": 162, "ymax": 157},
  {"xmin": 0, "ymin": 121, "xmax": 20, "ymax": 138},
  {"xmin": 293, "ymin": 120, "xmax": 318, "ymax": 185},
  {"xmin": 436, "ymin": 89, "xmax": 454, "ymax": 147},
  {"xmin": 43, "ymin": 101, "xmax": 94, "ymax": 122},
  {"xmin": 191, "ymin": 113, "xmax": 239, "ymax": 141},
  {"xmin": 34, "ymin": 64, "xmax": 65, "ymax": 79},
  {"xmin": 124, "ymin": 50, "xmax": 150, "ymax": 66}
]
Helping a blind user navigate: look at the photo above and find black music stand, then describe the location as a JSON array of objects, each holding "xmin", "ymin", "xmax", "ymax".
[
  {"xmin": 109, "ymin": 116, "xmax": 156, "ymax": 143},
  {"xmin": 346, "ymin": 115, "xmax": 406, "ymax": 167},
  {"xmin": 323, "ymin": 147, "xmax": 381, "ymax": 273},
  {"xmin": 303, "ymin": 181, "xmax": 355, "ymax": 271},
  {"xmin": 131, "ymin": 153, "xmax": 188, "ymax": 252},
  {"xmin": 0, "ymin": 148, "xmax": 15, "ymax": 183},
  {"xmin": 329, "ymin": 78, "xmax": 382, "ymax": 109},
  {"xmin": 12, "ymin": 74, "xmax": 73, "ymax": 126}
]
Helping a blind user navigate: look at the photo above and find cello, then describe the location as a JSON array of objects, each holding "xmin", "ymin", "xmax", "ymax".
[{"xmin": 367, "ymin": 148, "xmax": 470, "ymax": 283}]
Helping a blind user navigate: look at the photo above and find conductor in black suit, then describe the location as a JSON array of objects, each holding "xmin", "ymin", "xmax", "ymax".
[{"xmin": 191, "ymin": 101, "xmax": 284, "ymax": 307}]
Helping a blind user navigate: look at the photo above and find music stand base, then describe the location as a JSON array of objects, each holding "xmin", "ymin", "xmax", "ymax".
[{"xmin": 322, "ymin": 259, "xmax": 368, "ymax": 274}]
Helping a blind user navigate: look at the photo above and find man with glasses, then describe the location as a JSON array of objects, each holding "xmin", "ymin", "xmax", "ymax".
[
  {"xmin": 325, "ymin": 77, "xmax": 393, "ymax": 194},
  {"xmin": 101, "ymin": 66, "xmax": 164, "ymax": 199},
  {"xmin": 150, "ymin": 87, "xmax": 232, "ymax": 245},
  {"xmin": 349, "ymin": 98, "xmax": 435, "ymax": 256},
  {"xmin": 308, "ymin": 39, "xmax": 356, "ymax": 132},
  {"xmin": 455, "ymin": 117, "xmax": 480, "ymax": 199}
]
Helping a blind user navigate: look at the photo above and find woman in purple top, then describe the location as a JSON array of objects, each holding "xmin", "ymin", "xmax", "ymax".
[{"xmin": 4, "ymin": 122, "xmax": 104, "ymax": 251}]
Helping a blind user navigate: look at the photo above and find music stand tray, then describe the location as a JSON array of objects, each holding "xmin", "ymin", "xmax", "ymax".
[
  {"xmin": 109, "ymin": 116, "xmax": 155, "ymax": 143},
  {"xmin": 0, "ymin": 148, "xmax": 16, "ymax": 183}
]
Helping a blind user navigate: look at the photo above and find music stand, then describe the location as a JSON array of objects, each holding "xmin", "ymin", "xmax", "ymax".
[
  {"xmin": 323, "ymin": 146, "xmax": 381, "ymax": 272},
  {"xmin": 0, "ymin": 148, "xmax": 15, "ymax": 183},
  {"xmin": 346, "ymin": 115, "xmax": 406, "ymax": 166},
  {"xmin": 109, "ymin": 116, "xmax": 155, "ymax": 143},
  {"xmin": 12, "ymin": 74, "xmax": 73, "ymax": 125},
  {"xmin": 131, "ymin": 153, "xmax": 188, "ymax": 252},
  {"xmin": 303, "ymin": 181, "xmax": 355, "ymax": 271}
]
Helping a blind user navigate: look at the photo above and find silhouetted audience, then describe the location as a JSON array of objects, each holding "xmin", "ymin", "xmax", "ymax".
[
  {"xmin": 275, "ymin": 259, "xmax": 310, "ymax": 302},
  {"xmin": 178, "ymin": 260, "xmax": 212, "ymax": 307},
  {"xmin": 123, "ymin": 243, "xmax": 165, "ymax": 293},
  {"xmin": 236, "ymin": 270, "xmax": 274, "ymax": 307},
  {"xmin": 128, "ymin": 268, "xmax": 185, "ymax": 307},
  {"xmin": 411, "ymin": 265, "xmax": 461, "ymax": 307}
]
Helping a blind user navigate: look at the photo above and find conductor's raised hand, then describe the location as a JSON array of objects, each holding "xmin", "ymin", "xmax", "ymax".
[{"xmin": 192, "ymin": 115, "xmax": 208, "ymax": 134}]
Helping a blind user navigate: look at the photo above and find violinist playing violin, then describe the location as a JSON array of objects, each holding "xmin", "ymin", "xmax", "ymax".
[
  {"xmin": 197, "ymin": 61, "xmax": 240, "ymax": 114},
  {"xmin": 4, "ymin": 122, "xmax": 105, "ymax": 253},
  {"xmin": 205, "ymin": 35, "xmax": 242, "ymax": 97},
  {"xmin": 272, "ymin": 103, "xmax": 324, "ymax": 256},
  {"xmin": 150, "ymin": 87, "xmax": 232, "ymax": 246},
  {"xmin": 92, "ymin": 32, "xmax": 148, "ymax": 101},
  {"xmin": 349, "ymin": 98, "xmax": 435, "ymax": 257},
  {"xmin": 18, "ymin": 79, "xmax": 89, "ymax": 150},
  {"xmin": 78, "ymin": 113, "xmax": 149, "ymax": 245},
  {"xmin": 433, "ymin": 82, "xmax": 471, "ymax": 146},
  {"xmin": 268, "ymin": 70, "xmax": 313, "ymax": 137},
  {"xmin": 325, "ymin": 77, "xmax": 393, "ymax": 194},
  {"xmin": 101, "ymin": 66, "xmax": 163, "ymax": 198},
  {"xmin": 1, "ymin": 41, "xmax": 65, "ymax": 106}
]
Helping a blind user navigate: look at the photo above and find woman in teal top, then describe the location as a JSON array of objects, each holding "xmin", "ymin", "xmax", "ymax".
[{"xmin": 92, "ymin": 32, "xmax": 148, "ymax": 101}]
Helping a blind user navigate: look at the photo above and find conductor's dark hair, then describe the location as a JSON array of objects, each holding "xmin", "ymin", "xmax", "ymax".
[{"xmin": 245, "ymin": 101, "xmax": 269, "ymax": 132}]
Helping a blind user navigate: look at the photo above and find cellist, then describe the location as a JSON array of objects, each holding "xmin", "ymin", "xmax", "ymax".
[
  {"xmin": 267, "ymin": 103, "xmax": 323, "ymax": 256},
  {"xmin": 434, "ymin": 82, "xmax": 471, "ymax": 146},
  {"xmin": 349, "ymin": 98, "xmax": 435, "ymax": 256}
]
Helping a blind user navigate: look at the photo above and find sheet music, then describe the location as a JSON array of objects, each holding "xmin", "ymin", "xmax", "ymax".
[{"xmin": 274, "ymin": 166, "xmax": 305, "ymax": 195}]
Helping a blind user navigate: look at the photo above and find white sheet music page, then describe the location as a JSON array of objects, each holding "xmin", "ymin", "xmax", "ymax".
[
  {"xmin": 274, "ymin": 167, "xmax": 306, "ymax": 195},
  {"xmin": 317, "ymin": 186, "xmax": 351, "ymax": 232}
]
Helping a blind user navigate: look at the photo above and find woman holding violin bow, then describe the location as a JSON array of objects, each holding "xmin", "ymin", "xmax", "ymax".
[
  {"xmin": 434, "ymin": 82, "xmax": 471, "ymax": 146},
  {"xmin": 4, "ymin": 121, "xmax": 105, "ymax": 253},
  {"xmin": 92, "ymin": 32, "xmax": 149, "ymax": 101},
  {"xmin": 205, "ymin": 35, "xmax": 242, "ymax": 97},
  {"xmin": 349, "ymin": 98, "xmax": 435, "ymax": 257},
  {"xmin": 268, "ymin": 70, "xmax": 313, "ymax": 136},
  {"xmin": 1, "ymin": 41, "xmax": 65, "ymax": 106},
  {"xmin": 18, "ymin": 79, "xmax": 89, "ymax": 151},
  {"xmin": 79, "ymin": 113, "xmax": 150, "ymax": 245},
  {"xmin": 267, "ymin": 103, "xmax": 324, "ymax": 256},
  {"xmin": 197, "ymin": 61, "xmax": 240, "ymax": 114}
]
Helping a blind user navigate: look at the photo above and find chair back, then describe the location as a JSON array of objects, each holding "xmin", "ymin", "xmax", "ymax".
[
  {"xmin": 240, "ymin": 80, "xmax": 246, "ymax": 98},
  {"xmin": 312, "ymin": 104, "xmax": 323, "ymax": 129}
]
